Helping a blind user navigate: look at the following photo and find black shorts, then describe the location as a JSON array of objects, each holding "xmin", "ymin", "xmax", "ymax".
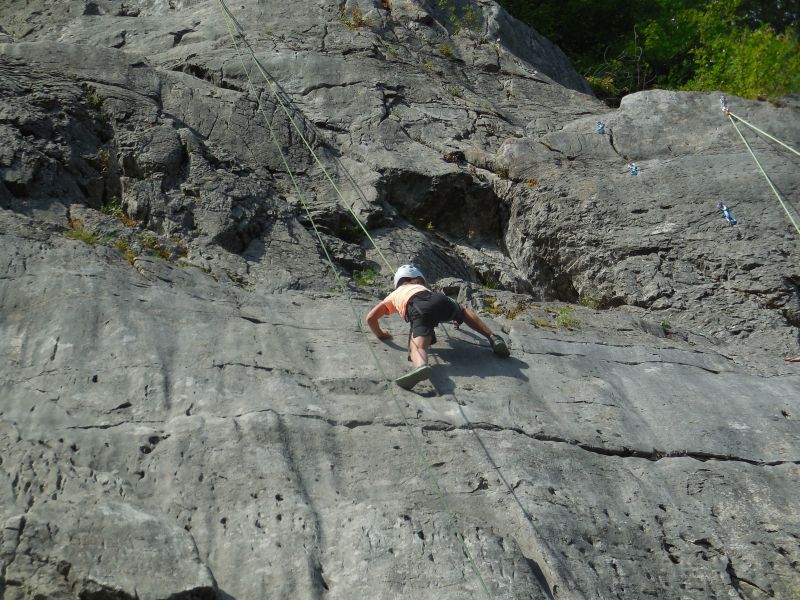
[{"xmin": 407, "ymin": 291, "xmax": 465, "ymax": 343}]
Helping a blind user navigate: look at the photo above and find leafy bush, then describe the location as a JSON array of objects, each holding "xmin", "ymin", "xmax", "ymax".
[
  {"xmin": 438, "ymin": 44, "xmax": 456, "ymax": 59},
  {"xmin": 496, "ymin": 0, "xmax": 800, "ymax": 102},
  {"xmin": 580, "ymin": 293, "xmax": 603, "ymax": 309},
  {"xmin": 337, "ymin": 5, "xmax": 371, "ymax": 29},
  {"xmin": 686, "ymin": 24, "xmax": 800, "ymax": 99},
  {"xmin": 139, "ymin": 232, "xmax": 171, "ymax": 260},
  {"xmin": 555, "ymin": 305, "xmax": 579, "ymax": 328},
  {"xmin": 114, "ymin": 239, "xmax": 137, "ymax": 265},
  {"xmin": 65, "ymin": 228, "xmax": 98, "ymax": 245},
  {"xmin": 354, "ymin": 268, "xmax": 380, "ymax": 286}
]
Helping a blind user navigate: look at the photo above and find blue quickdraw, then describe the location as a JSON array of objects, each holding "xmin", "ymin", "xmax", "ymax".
[
  {"xmin": 718, "ymin": 202, "xmax": 737, "ymax": 225},
  {"xmin": 628, "ymin": 162, "xmax": 639, "ymax": 176},
  {"xmin": 596, "ymin": 121, "xmax": 605, "ymax": 134}
]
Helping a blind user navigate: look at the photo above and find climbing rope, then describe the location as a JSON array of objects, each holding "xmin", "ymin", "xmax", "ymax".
[
  {"xmin": 216, "ymin": 0, "xmax": 395, "ymax": 274},
  {"xmin": 722, "ymin": 103, "xmax": 800, "ymax": 237},
  {"xmin": 215, "ymin": 2, "xmax": 494, "ymax": 597},
  {"xmin": 727, "ymin": 111, "xmax": 800, "ymax": 159}
]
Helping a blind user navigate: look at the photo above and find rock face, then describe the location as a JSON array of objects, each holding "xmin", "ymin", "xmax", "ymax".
[{"xmin": 1, "ymin": 1, "xmax": 798, "ymax": 599}]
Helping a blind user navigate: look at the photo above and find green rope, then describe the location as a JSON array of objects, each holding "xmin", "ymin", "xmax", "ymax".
[
  {"xmin": 728, "ymin": 114, "xmax": 800, "ymax": 238},
  {"xmin": 728, "ymin": 112, "xmax": 800, "ymax": 159},
  {"xmin": 216, "ymin": 0, "xmax": 396, "ymax": 274},
  {"xmin": 216, "ymin": 3, "xmax": 494, "ymax": 598}
]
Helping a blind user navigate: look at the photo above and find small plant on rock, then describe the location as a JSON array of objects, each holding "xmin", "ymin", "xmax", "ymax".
[
  {"xmin": 65, "ymin": 228, "xmax": 99, "ymax": 246},
  {"xmin": 114, "ymin": 239, "xmax": 137, "ymax": 265},
  {"xmin": 484, "ymin": 297, "xmax": 504, "ymax": 316},
  {"xmin": 337, "ymin": 5, "xmax": 371, "ymax": 29},
  {"xmin": 95, "ymin": 149, "xmax": 112, "ymax": 174},
  {"xmin": 338, "ymin": 223, "xmax": 366, "ymax": 244},
  {"xmin": 354, "ymin": 268, "xmax": 379, "ymax": 286},
  {"xmin": 100, "ymin": 196, "xmax": 136, "ymax": 226},
  {"xmin": 139, "ymin": 232, "xmax": 171, "ymax": 260},
  {"xmin": 504, "ymin": 303, "xmax": 531, "ymax": 320},
  {"xmin": 438, "ymin": 44, "xmax": 455, "ymax": 59},
  {"xmin": 87, "ymin": 93, "xmax": 103, "ymax": 109},
  {"xmin": 579, "ymin": 293, "xmax": 602, "ymax": 310},
  {"xmin": 660, "ymin": 320, "xmax": 672, "ymax": 332},
  {"xmin": 532, "ymin": 317, "xmax": 556, "ymax": 329},
  {"xmin": 555, "ymin": 305, "xmax": 579, "ymax": 329}
]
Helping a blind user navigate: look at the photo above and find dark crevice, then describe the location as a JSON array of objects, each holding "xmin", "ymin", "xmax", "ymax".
[
  {"xmin": 523, "ymin": 351, "xmax": 722, "ymax": 375},
  {"xmin": 313, "ymin": 121, "xmax": 349, "ymax": 134},
  {"xmin": 607, "ymin": 129, "xmax": 626, "ymax": 160},
  {"xmin": 524, "ymin": 556, "xmax": 557, "ymax": 600},
  {"xmin": 420, "ymin": 420, "xmax": 795, "ymax": 467},
  {"xmin": 726, "ymin": 559, "xmax": 773, "ymax": 598},
  {"xmin": 617, "ymin": 246, "xmax": 663, "ymax": 259},
  {"xmin": 212, "ymin": 362, "xmax": 275, "ymax": 373},
  {"xmin": 169, "ymin": 29, "xmax": 194, "ymax": 46},
  {"xmin": 300, "ymin": 80, "xmax": 365, "ymax": 97},
  {"xmin": 274, "ymin": 412, "xmax": 795, "ymax": 467},
  {"xmin": 376, "ymin": 167, "xmax": 504, "ymax": 248},
  {"xmin": 240, "ymin": 315, "xmax": 267, "ymax": 324}
]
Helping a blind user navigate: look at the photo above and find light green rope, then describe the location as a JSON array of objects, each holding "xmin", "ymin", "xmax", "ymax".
[
  {"xmin": 728, "ymin": 115, "xmax": 800, "ymax": 238},
  {"xmin": 728, "ymin": 112, "xmax": 800, "ymax": 159},
  {"xmin": 216, "ymin": 0, "xmax": 396, "ymax": 274},
  {"xmin": 216, "ymin": 3, "xmax": 494, "ymax": 598}
]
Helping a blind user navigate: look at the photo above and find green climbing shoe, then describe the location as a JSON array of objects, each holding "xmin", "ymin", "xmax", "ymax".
[
  {"xmin": 395, "ymin": 365, "xmax": 432, "ymax": 390},
  {"xmin": 489, "ymin": 334, "xmax": 510, "ymax": 357}
]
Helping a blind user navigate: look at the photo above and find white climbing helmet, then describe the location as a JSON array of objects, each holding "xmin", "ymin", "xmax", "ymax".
[{"xmin": 393, "ymin": 264, "xmax": 425, "ymax": 289}]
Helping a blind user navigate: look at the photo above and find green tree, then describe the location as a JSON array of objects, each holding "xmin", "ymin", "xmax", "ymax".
[{"xmin": 496, "ymin": 0, "xmax": 800, "ymax": 102}]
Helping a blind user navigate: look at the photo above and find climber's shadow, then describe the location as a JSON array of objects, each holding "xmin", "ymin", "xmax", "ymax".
[{"xmin": 427, "ymin": 328, "xmax": 529, "ymax": 395}]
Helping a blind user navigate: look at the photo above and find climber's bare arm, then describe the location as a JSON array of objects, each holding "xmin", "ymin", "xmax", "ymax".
[{"xmin": 367, "ymin": 303, "xmax": 392, "ymax": 340}]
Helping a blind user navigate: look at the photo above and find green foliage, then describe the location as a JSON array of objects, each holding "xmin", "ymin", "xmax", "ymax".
[
  {"xmin": 532, "ymin": 317, "xmax": 556, "ymax": 329},
  {"xmin": 65, "ymin": 228, "xmax": 98, "ymax": 245},
  {"xmin": 383, "ymin": 44, "xmax": 400, "ymax": 58},
  {"xmin": 437, "ymin": 0, "xmax": 482, "ymax": 33},
  {"xmin": 496, "ymin": 0, "xmax": 800, "ymax": 102},
  {"xmin": 504, "ymin": 302, "xmax": 532, "ymax": 320},
  {"xmin": 100, "ymin": 195, "xmax": 136, "ymax": 227},
  {"xmin": 555, "ymin": 305, "xmax": 579, "ymax": 329},
  {"xmin": 660, "ymin": 319, "xmax": 672, "ymax": 331},
  {"xmin": 579, "ymin": 293, "xmax": 603, "ymax": 310},
  {"xmin": 354, "ymin": 268, "xmax": 380, "ymax": 286},
  {"xmin": 686, "ymin": 24, "xmax": 800, "ymax": 99},
  {"xmin": 87, "ymin": 93, "xmax": 103, "ymax": 109},
  {"xmin": 114, "ymin": 239, "xmax": 137, "ymax": 265},
  {"xmin": 438, "ymin": 43, "xmax": 455, "ymax": 59},
  {"xmin": 139, "ymin": 232, "xmax": 171, "ymax": 260},
  {"xmin": 95, "ymin": 149, "xmax": 111, "ymax": 174},
  {"xmin": 483, "ymin": 296, "xmax": 505, "ymax": 316},
  {"xmin": 337, "ymin": 5, "xmax": 371, "ymax": 29},
  {"xmin": 338, "ymin": 223, "xmax": 365, "ymax": 244}
]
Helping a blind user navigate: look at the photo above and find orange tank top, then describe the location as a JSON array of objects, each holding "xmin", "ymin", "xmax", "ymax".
[{"xmin": 381, "ymin": 284, "xmax": 430, "ymax": 321}]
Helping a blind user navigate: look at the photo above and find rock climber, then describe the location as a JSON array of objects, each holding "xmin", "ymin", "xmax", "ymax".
[{"xmin": 366, "ymin": 264, "xmax": 510, "ymax": 390}]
